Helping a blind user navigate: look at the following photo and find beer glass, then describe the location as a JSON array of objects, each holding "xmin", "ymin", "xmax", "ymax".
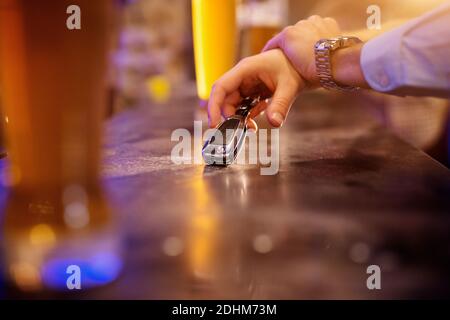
[
  {"xmin": 0, "ymin": 0, "xmax": 121, "ymax": 291},
  {"xmin": 191, "ymin": 0, "xmax": 237, "ymax": 101},
  {"xmin": 238, "ymin": 0, "xmax": 287, "ymax": 57}
]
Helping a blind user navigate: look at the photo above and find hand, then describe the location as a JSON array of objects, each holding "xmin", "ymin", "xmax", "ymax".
[
  {"xmin": 262, "ymin": 15, "xmax": 341, "ymax": 87},
  {"xmin": 207, "ymin": 49, "xmax": 304, "ymax": 128}
]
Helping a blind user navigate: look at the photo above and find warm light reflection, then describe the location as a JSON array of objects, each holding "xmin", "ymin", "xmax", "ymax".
[
  {"xmin": 9, "ymin": 262, "xmax": 41, "ymax": 292},
  {"xmin": 64, "ymin": 201, "xmax": 90, "ymax": 229},
  {"xmin": 163, "ymin": 236, "xmax": 184, "ymax": 257},
  {"xmin": 146, "ymin": 75, "xmax": 171, "ymax": 103},
  {"xmin": 253, "ymin": 234, "xmax": 273, "ymax": 254},
  {"xmin": 63, "ymin": 184, "xmax": 90, "ymax": 229},
  {"xmin": 29, "ymin": 223, "xmax": 56, "ymax": 247},
  {"xmin": 187, "ymin": 169, "xmax": 220, "ymax": 280}
]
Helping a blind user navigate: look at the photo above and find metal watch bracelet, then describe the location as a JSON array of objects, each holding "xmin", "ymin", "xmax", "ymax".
[{"xmin": 314, "ymin": 36, "xmax": 362, "ymax": 92}]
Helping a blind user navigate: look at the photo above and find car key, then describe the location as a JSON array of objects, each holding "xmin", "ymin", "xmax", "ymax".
[{"xmin": 202, "ymin": 96, "xmax": 260, "ymax": 166}]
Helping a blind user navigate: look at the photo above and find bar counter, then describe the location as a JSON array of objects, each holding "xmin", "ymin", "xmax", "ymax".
[{"xmin": 3, "ymin": 90, "xmax": 450, "ymax": 299}]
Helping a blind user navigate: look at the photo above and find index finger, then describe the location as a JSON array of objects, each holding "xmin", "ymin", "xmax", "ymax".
[{"xmin": 207, "ymin": 62, "xmax": 249, "ymax": 128}]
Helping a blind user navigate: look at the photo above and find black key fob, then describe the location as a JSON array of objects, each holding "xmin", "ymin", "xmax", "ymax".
[{"xmin": 202, "ymin": 97, "xmax": 259, "ymax": 166}]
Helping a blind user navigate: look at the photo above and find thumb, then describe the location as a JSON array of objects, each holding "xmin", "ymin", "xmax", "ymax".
[
  {"xmin": 261, "ymin": 31, "xmax": 282, "ymax": 52},
  {"xmin": 266, "ymin": 80, "xmax": 298, "ymax": 127}
]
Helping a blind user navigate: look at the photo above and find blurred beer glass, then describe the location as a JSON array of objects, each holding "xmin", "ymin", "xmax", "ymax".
[
  {"xmin": 191, "ymin": 0, "xmax": 237, "ymax": 101},
  {"xmin": 0, "ymin": 0, "xmax": 122, "ymax": 291},
  {"xmin": 238, "ymin": 0, "xmax": 287, "ymax": 57}
]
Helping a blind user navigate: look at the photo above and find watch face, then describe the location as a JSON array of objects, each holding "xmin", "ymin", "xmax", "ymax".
[
  {"xmin": 316, "ymin": 42, "xmax": 326, "ymax": 50},
  {"xmin": 315, "ymin": 39, "xmax": 327, "ymax": 50}
]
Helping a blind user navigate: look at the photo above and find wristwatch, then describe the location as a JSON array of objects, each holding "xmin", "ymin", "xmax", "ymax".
[{"xmin": 314, "ymin": 36, "xmax": 362, "ymax": 91}]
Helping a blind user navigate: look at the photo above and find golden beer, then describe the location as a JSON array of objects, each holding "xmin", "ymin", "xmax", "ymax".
[
  {"xmin": 191, "ymin": 0, "xmax": 237, "ymax": 101},
  {"xmin": 0, "ymin": 0, "xmax": 121, "ymax": 291},
  {"xmin": 237, "ymin": 0, "xmax": 285, "ymax": 57},
  {"xmin": 239, "ymin": 25, "xmax": 280, "ymax": 57}
]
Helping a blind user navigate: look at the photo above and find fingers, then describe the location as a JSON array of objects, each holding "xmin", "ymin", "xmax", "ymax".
[
  {"xmin": 263, "ymin": 18, "xmax": 319, "ymax": 53},
  {"xmin": 307, "ymin": 15, "xmax": 339, "ymax": 35},
  {"xmin": 323, "ymin": 17, "xmax": 339, "ymax": 29},
  {"xmin": 323, "ymin": 17, "xmax": 340, "ymax": 35},
  {"xmin": 307, "ymin": 14, "xmax": 322, "ymax": 22},
  {"xmin": 221, "ymin": 91, "xmax": 241, "ymax": 118},
  {"xmin": 249, "ymin": 100, "xmax": 268, "ymax": 119},
  {"xmin": 261, "ymin": 31, "xmax": 283, "ymax": 52},
  {"xmin": 263, "ymin": 16, "xmax": 339, "ymax": 54},
  {"xmin": 207, "ymin": 66, "xmax": 244, "ymax": 127},
  {"xmin": 247, "ymin": 118, "xmax": 258, "ymax": 132},
  {"xmin": 207, "ymin": 84, "xmax": 226, "ymax": 128},
  {"xmin": 207, "ymin": 50, "xmax": 303, "ymax": 129},
  {"xmin": 266, "ymin": 79, "xmax": 299, "ymax": 127},
  {"xmin": 207, "ymin": 56, "xmax": 274, "ymax": 128}
]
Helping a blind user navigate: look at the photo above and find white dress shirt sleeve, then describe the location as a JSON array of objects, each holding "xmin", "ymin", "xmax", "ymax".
[{"xmin": 360, "ymin": 2, "xmax": 450, "ymax": 98}]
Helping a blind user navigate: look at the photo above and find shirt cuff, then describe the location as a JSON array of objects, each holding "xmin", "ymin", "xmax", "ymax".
[{"xmin": 360, "ymin": 27, "xmax": 406, "ymax": 94}]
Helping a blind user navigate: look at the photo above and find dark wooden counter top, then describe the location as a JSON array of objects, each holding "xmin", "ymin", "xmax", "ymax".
[{"xmin": 3, "ymin": 90, "xmax": 450, "ymax": 298}]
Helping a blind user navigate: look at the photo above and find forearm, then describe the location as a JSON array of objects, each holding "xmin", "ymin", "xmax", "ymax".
[
  {"xmin": 349, "ymin": 19, "xmax": 408, "ymax": 42},
  {"xmin": 331, "ymin": 42, "xmax": 370, "ymax": 89},
  {"xmin": 328, "ymin": 19, "xmax": 409, "ymax": 89},
  {"xmin": 334, "ymin": 3, "xmax": 450, "ymax": 98}
]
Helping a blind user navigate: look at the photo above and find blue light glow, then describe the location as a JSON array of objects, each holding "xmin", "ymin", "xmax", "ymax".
[{"xmin": 42, "ymin": 252, "xmax": 122, "ymax": 290}]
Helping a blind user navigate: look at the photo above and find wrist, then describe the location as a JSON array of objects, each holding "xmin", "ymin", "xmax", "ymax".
[{"xmin": 331, "ymin": 42, "xmax": 369, "ymax": 89}]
